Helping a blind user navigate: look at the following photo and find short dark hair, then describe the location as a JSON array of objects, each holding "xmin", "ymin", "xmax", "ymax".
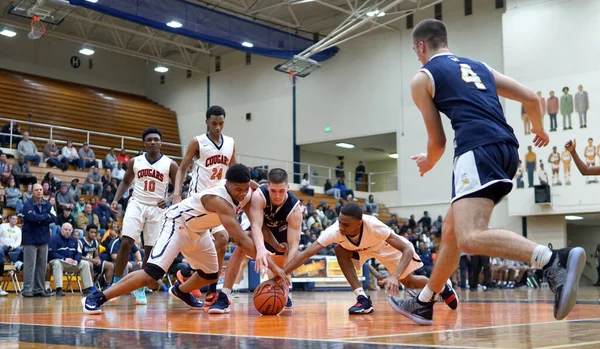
[
  {"xmin": 86, "ymin": 224, "xmax": 98, "ymax": 232},
  {"xmin": 7, "ymin": 214, "xmax": 17, "ymax": 220},
  {"xmin": 563, "ymin": 87, "xmax": 569, "ymax": 92},
  {"xmin": 225, "ymin": 164, "xmax": 251, "ymax": 183},
  {"xmin": 341, "ymin": 203, "xmax": 363, "ymax": 220},
  {"xmin": 142, "ymin": 127, "xmax": 162, "ymax": 141},
  {"xmin": 412, "ymin": 19, "xmax": 448, "ymax": 51},
  {"xmin": 268, "ymin": 168, "xmax": 288, "ymax": 184},
  {"xmin": 206, "ymin": 105, "xmax": 226, "ymax": 119}
]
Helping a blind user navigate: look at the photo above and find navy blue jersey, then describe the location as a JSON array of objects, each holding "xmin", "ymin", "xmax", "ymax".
[
  {"xmin": 258, "ymin": 185, "xmax": 299, "ymax": 230},
  {"xmin": 81, "ymin": 237, "xmax": 98, "ymax": 259},
  {"xmin": 421, "ymin": 53, "xmax": 518, "ymax": 157}
]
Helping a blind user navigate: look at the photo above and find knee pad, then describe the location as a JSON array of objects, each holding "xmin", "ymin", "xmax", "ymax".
[{"xmin": 193, "ymin": 268, "xmax": 219, "ymax": 281}]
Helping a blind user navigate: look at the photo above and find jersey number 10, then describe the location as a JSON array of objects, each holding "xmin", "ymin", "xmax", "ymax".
[
  {"xmin": 143, "ymin": 180, "xmax": 156, "ymax": 192},
  {"xmin": 211, "ymin": 168, "xmax": 223, "ymax": 180},
  {"xmin": 460, "ymin": 64, "xmax": 486, "ymax": 90}
]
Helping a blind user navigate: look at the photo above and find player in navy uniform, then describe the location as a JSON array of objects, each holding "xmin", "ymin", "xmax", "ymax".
[
  {"xmin": 389, "ymin": 19, "xmax": 585, "ymax": 325},
  {"xmin": 80, "ymin": 224, "xmax": 114, "ymax": 289},
  {"xmin": 208, "ymin": 168, "xmax": 302, "ymax": 314}
]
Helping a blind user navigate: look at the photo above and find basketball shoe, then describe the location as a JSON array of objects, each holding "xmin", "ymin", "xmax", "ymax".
[
  {"xmin": 82, "ymin": 289, "xmax": 107, "ymax": 315},
  {"xmin": 285, "ymin": 296, "xmax": 293, "ymax": 310},
  {"xmin": 176, "ymin": 270, "xmax": 202, "ymax": 299},
  {"xmin": 169, "ymin": 281, "xmax": 204, "ymax": 309},
  {"xmin": 133, "ymin": 287, "xmax": 147, "ymax": 305},
  {"xmin": 439, "ymin": 280, "xmax": 459, "ymax": 310},
  {"xmin": 208, "ymin": 292, "xmax": 231, "ymax": 314},
  {"xmin": 204, "ymin": 292, "xmax": 219, "ymax": 307},
  {"xmin": 348, "ymin": 295, "xmax": 374, "ymax": 315}
]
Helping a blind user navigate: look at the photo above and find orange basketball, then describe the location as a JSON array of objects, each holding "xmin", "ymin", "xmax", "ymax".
[{"xmin": 253, "ymin": 283, "xmax": 287, "ymax": 315}]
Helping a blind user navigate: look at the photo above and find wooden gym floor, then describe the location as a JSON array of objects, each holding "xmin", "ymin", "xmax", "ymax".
[{"xmin": 0, "ymin": 287, "xmax": 599, "ymax": 348}]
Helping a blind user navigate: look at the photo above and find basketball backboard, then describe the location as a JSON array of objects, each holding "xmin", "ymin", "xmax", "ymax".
[
  {"xmin": 8, "ymin": 0, "xmax": 74, "ymax": 25},
  {"xmin": 274, "ymin": 55, "xmax": 321, "ymax": 78}
]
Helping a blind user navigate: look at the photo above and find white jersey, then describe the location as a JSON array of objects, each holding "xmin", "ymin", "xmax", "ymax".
[
  {"xmin": 317, "ymin": 215, "xmax": 398, "ymax": 253},
  {"xmin": 167, "ymin": 180, "xmax": 251, "ymax": 233},
  {"xmin": 562, "ymin": 151, "xmax": 572, "ymax": 162},
  {"xmin": 188, "ymin": 133, "xmax": 235, "ymax": 194},
  {"xmin": 549, "ymin": 152, "xmax": 560, "ymax": 164},
  {"xmin": 585, "ymin": 146, "xmax": 596, "ymax": 160},
  {"xmin": 130, "ymin": 154, "xmax": 172, "ymax": 205}
]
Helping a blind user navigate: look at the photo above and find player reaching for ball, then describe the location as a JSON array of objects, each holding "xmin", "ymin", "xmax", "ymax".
[{"xmin": 257, "ymin": 203, "xmax": 458, "ymax": 314}]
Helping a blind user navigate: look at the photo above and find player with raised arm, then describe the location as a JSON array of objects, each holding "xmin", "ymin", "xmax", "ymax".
[
  {"xmin": 172, "ymin": 105, "xmax": 249, "ymax": 306},
  {"xmin": 389, "ymin": 19, "xmax": 585, "ymax": 325},
  {"xmin": 208, "ymin": 168, "xmax": 302, "ymax": 314},
  {"xmin": 82, "ymin": 164, "xmax": 288, "ymax": 314},
  {"xmin": 108, "ymin": 127, "xmax": 178, "ymax": 305},
  {"xmin": 257, "ymin": 203, "xmax": 458, "ymax": 314}
]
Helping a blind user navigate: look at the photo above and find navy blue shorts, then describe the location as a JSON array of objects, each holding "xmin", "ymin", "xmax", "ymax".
[
  {"xmin": 264, "ymin": 226, "xmax": 288, "ymax": 256},
  {"xmin": 452, "ymin": 142, "xmax": 518, "ymax": 204}
]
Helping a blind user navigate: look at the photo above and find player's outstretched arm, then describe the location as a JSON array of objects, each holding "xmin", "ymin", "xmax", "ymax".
[
  {"xmin": 411, "ymin": 72, "xmax": 446, "ymax": 175},
  {"xmin": 173, "ymin": 138, "xmax": 199, "ymax": 203},
  {"xmin": 566, "ymin": 139, "xmax": 600, "ymax": 175},
  {"xmin": 382, "ymin": 233, "xmax": 417, "ymax": 297},
  {"xmin": 247, "ymin": 190, "xmax": 271, "ymax": 274},
  {"xmin": 111, "ymin": 158, "xmax": 135, "ymax": 212},
  {"xmin": 285, "ymin": 207, "xmax": 303, "ymax": 263}
]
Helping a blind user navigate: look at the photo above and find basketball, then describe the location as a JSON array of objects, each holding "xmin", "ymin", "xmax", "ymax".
[{"xmin": 253, "ymin": 283, "xmax": 287, "ymax": 315}]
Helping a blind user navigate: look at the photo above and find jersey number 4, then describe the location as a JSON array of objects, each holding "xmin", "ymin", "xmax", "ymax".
[
  {"xmin": 143, "ymin": 180, "xmax": 156, "ymax": 192},
  {"xmin": 460, "ymin": 64, "xmax": 486, "ymax": 90},
  {"xmin": 211, "ymin": 168, "xmax": 223, "ymax": 180}
]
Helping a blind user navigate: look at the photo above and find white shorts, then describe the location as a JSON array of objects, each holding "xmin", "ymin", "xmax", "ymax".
[
  {"xmin": 352, "ymin": 243, "xmax": 424, "ymax": 280},
  {"xmin": 122, "ymin": 201, "xmax": 165, "ymax": 246},
  {"xmin": 209, "ymin": 225, "xmax": 226, "ymax": 235},
  {"xmin": 148, "ymin": 218, "xmax": 218, "ymax": 274}
]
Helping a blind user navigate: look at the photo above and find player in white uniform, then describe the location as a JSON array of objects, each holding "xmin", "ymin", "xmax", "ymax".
[
  {"xmin": 109, "ymin": 127, "xmax": 178, "ymax": 305},
  {"xmin": 562, "ymin": 147, "xmax": 572, "ymax": 185},
  {"xmin": 584, "ymin": 138, "xmax": 597, "ymax": 183},
  {"xmin": 257, "ymin": 203, "xmax": 458, "ymax": 314},
  {"xmin": 83, "ymin": 164, "xmax": 287, "ymax": 314},
  {"xmin": 547, "ymin": 146, "xmax": 561, "ymax": 186},
  {"xmin": 173, "ymin": 105, "xmax": 238, "ymax": 306}
]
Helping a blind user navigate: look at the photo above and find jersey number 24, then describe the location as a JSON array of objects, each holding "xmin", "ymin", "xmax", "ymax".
[
  {"xmin": 460, "ymin": 64, "xmax": 486, "ymax": 90},
  {"xmin": 211, "ymin": 168, "xmax": 223, "ymax": 180}
]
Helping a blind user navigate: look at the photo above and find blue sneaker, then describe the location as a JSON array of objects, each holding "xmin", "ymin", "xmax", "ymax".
[
  {"xmin": 133, "ymin": 287, "xmax": 147, "ymax": 305},
  {"xmin": 285, "ymin": 296, "xmax": 293, "ymax": 309},
  {"xmin": 348, "ymin": 295, "xmax": 374, "ymax": 315},
  {"xmin": 439, "ymin": 280, "xmax": 459, "ymax": 310},
  {"xmin": 208, "ymin": 292, "xmax": 231, "ymax": 314},
  {"xmin": 169, "ymin": 281, "xmax": 204, "ymax": 309},
  {"xmin": 82, "ymin": 291, "xmax": 106, "ymax": 315}
]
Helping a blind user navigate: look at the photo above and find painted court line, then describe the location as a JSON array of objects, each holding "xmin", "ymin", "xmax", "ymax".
[{"xmin": 538, "ymin": 340, "xmax": 600, "ymax": 349}]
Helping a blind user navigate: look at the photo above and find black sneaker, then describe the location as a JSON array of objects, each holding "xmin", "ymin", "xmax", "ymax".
[
  {"xmin": 543, "ymin": 246, "xmax": 586, "ymax": 320},
  {"xmin": 439, "ymin": 281, "xmax": 459, "ymax": 310},
  {"xmin": 388, "ymin": 296, "xmax": 433, "ymax": 326},
  {"xmin": 285, "ymin": 296, "xmax": 293, "ymax": 310},
  {"xmin": 208, "ymin": 292, "xmax": 231, "ymax": 314},
  {"xmin": 169, "ymin": 281, "xmax": 204, "ymax": 309},
  {"xmin": 348, "ymin": 295, "xmax": 374, "ymax": 315},
  {"xmin": 56, "ymin": 288, "xmax": 66, "ymax": 297}
]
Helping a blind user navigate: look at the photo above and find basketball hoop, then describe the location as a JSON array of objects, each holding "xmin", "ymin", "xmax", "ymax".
[
  {"xmin": 28, "ymin": 16, "xmax": 46, "ymax": 40},
  {"xmin": 288, "ymin": 71, "xmax": 298, "ymax": 87},
  {"xmin": 274, "ymin": 55, "xmax": 320, "ymax": 79}
]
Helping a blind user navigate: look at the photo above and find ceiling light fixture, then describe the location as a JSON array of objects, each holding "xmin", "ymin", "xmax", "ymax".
[
  {"xmin": 166, "ymin": 21, "xmax": 183, "ymax": 28},
  {"xmin": 79, "ymin": 48, "xmax": 95, "ymax": 56},
  {"xmin": 336, "ymin": 142, "xmax": 355, "ymax": 149},
  {"xmin": 154, "ymin": 65, "xmax": 169, "ymax": 73},
  {"xmin": 85, "ymin": 0, "xmax": 99, "ymax": 3},
  {"xmin": 565, "ymin": 215, "xmax": 583, "ymax": 221},
  {"xmin": 242, "ymin": 41, "xmax": 254, "ymax": 48},
  {"xmin": 388, "ymin": 153, "xmax": 398, "ymax": 159},
  {"xmin": 0, "ymin": 29, "xmax": 17, "ymax": 38}
]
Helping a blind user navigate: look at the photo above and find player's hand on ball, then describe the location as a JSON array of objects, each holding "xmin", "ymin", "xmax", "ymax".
[
  {"xmin": 382, "ymin": 276, "xmax": 400, "ymax": 298},
  {"xmin": 269, "ymin": 264, "xmax": 291, "ymax": 287},
  {"xmin": 254, "ymin": 248, "xmax": 273, "ymax": 275},
  {"xmin": 565, "ymin": 139, "xmax": 576, "ymax": 153},
  {"xmin": 410, "ymin": 153, "xmax": 434, "ymax": 177},
  {"xmin": 531, "ymin": 128, "xmax": 549, "ymax": 148},
  {"xmin": 255, "ymin": 278, "xmax": 278, "ymax": 294}
]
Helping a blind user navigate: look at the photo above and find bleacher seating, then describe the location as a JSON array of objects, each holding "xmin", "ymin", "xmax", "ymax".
[
  {"xmin": 293, "ymin": 191, "xmax": 392, "ymax": 224},
  {"xmin": 0, "ymin": 68, "xmax": 181, "ymax": 159}
]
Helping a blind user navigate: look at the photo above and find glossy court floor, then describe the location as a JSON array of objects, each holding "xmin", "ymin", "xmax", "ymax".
[{"xmin": 1, "ymin": 286, "xmax": 600, "ymax": 349}]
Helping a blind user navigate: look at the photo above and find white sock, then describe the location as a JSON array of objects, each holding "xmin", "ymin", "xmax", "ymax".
[
  {"xmin": 221, "ymin": 287, "xmax": 232, "ymax": 301},
  {"xmin": 531, "ymin": 245, "xmax": 553, "ymax": 269},
  {"xmin": 45, "ymin": 281, "xmax": 50, "ymax": 290},
  {"xmin": 354, "ymin": 287, "xmax": 367, "ymax": 298},
  {"xmin": 418, "ymin": 285, "xmax": 435, "ymax": 303}
]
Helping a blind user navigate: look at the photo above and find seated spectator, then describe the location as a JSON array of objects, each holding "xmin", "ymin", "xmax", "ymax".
[
  {"xmin": 68, "ymin": 178, "xmax": 81, "ymax": 201},
  {"xmin": 12, "ymin": 157, "xmax": 37, "ymax": 187},
  {"xmin": 334, "ymin": 178, "xmax": 356, "ymax": 201},
  {"xmin": 21, "ymin": 184, "xmax": 33, "ymax": 205},
  {"xmin": 48, "ymin": 222, "xmax": 94, "ymax": 296},
  {"xmin": 61, "ymin": 140, "xmax": 81, "ymax": 170},
  {"xmin": 112, "ymin": 162, "xmax": 125, "ymax": 182},
  {"xmin": 83, "ymin": 167, "xmax": 103, "ymax": 195},
  {"xmin": 324, "ymin": 205, "xmax": 338, "ymax": 224},
  {"xmin": 363, "ymin": 194, "xmax": 379, "ymax": 216},
  {"xmin": 81, "ymin": 224, "xmax": 114, "ymax": 290},
  {"xmin": 104, "ymin": 148, "xmax": 118, "ymax": 170},
  {"xmin": 0, "ymin": 154, "xmax": 11, "ymax": 188},
  {"xmin": 116, "ymin": 148, "xmax": 130, "ymax": 167},
  {"xmin": 17, "ymin": 132, "xmax": 40, "ymax": 166},
  {"xmin": 76, "ymin": 204, "xmax": 100, "ymax": 230},
  {"xmin": 89, "ymin": 197, "xmax": 98, "ymax": 209},
  {"xmin": 56, "ymin": 206, "xmax": 76, "ymax": 227},
  {"xmin": 306, "ymin": 199, "xmax": 315, "ymax": 216},
  {"xmin": 415, "ymin": 243, "xmax": 434, "ymax": 277},
  {"xmin": 335, "ymin": 198, "xmax": 345, "ymax": 215},
  {"xmin": 43, "ymin": 172, "xmax": 62, "ymax": 193},
  {"xmin": 324, "ymin": 178, "xmax": 341, "ymax": 199},
  {"xmin": 386, "ymin": 214, "xmax": 399, "ymax": 227},
  {"xmin": 408, "ymin": 214, "xmax": 417, "ymax": 230},
  {"xmin": 0, "ymin": 122, "xmax": 21, "ymax": 148},
  {"xmin": 42, "ymin": 181, "xmax": 54, "ymax": 201},
  {"xmin": 432, "ymin": 215, "xmax": 443, "ymax": 235},
  {"xmin": 315, "ymin": 205, "xmax": 330, "ymax": 228},
  {"xmin": 43, "ymin": 140, "xmax": 64, "ymax": 170},
  {"xmin": 101, "ymin": 168, "xmax": 112, "ymax": 188},
  {"xmin": 93, "ymin": 198, "xmax": 116, "ymax": 230},
  {"xmin": 49, "ymin": 197, "xmax": 57, "ymax": 217},
  {"xmin": 55, "ymin": 183, "xmax": 75, "ymax": 214},
  {"xmin": 419, "ymin": 211, "xmax": 432, "ymax": 231},
  {"xmin": 4, "ymin": 178, "xmax": 22, "ymax": 212},
  {"xmin": 73, "ymin": 197, "xmax": 86, "ymax": 219},
  {"xmin": 78, "ymin": 142, "xmax": 96, "ymax": 170},
  {"xmin": 108, "ymin": 229, "xmax": 142, "ymax": 275},
  {"xmin": 300, "ymin": 173, "xmax": 314, "ymax": 196},
  {"xmin": 0, "ymin": 214, "xmax": 22, "ymax": 287},
  {"xmin": 101, "ymin": 184, "xmax": 116, "ymax": 203},
  {"xmin": 307, "ymin": 211, "xmax": 321, "ymax": 228}
]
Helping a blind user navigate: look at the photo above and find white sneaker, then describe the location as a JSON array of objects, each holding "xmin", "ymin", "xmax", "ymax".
[{"xmin": 0, "ymin": 288, "xmax": 8, "ymax": 296}]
